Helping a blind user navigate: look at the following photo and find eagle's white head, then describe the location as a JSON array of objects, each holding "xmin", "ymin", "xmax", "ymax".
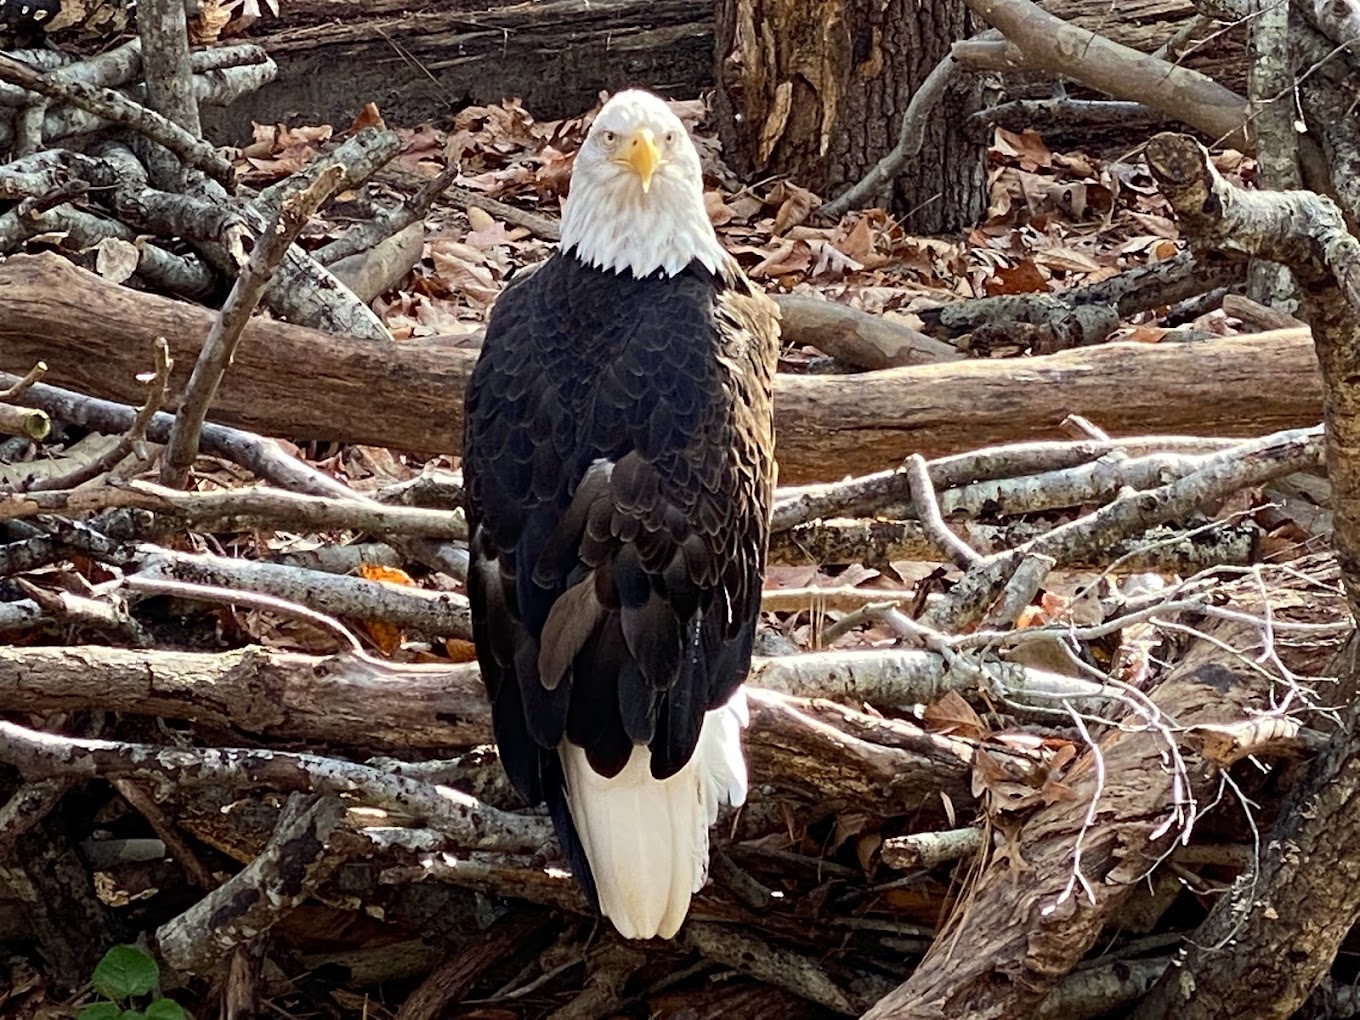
[{"xmin": 559, "ymin": 89, "xmax": 726, "ymax": 280}]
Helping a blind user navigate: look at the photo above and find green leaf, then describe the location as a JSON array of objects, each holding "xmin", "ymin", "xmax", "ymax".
[
  {"xmin": 145, "ymin": 1000, "xmax": 187, "ymax": 1020},
  {"xmin": 77, "ymin": 1004, "xmax": 121, "ymax": 1020},
  {"xmin": 120, "ymin": 1011, "xmax": 147, "ymax": 1020},
  {"xmin": 92, "ymin": 945, "xmax": 159, "ymax": 1001}
]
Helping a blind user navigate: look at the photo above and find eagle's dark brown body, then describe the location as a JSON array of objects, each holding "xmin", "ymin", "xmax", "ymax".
[{"xmin": 462, "ymin": 249, "xmax": 778, "ymax": 908}]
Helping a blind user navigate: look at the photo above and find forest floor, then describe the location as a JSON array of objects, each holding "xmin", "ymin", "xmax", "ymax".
[{"xmin": 1, "ymin": 80, "xmax": 1343, "ymax": 1020}]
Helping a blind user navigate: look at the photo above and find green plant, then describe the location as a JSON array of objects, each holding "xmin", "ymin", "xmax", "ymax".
[{"xmin": 78, "ymin": 945, "xmax": 186, "ymax": 1020}]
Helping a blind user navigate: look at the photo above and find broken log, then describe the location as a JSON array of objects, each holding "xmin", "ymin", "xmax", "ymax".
[
  {"xmin": 0, "ymin": 254, "xmax": 1323, "ymax": 485},
  {"xmin": 200, "ymin": 0, "xmax": 714, "ymax": 144},
  {"xmin": 202, "ymin": 0, "xmax": 1248, "ymax": 156}
]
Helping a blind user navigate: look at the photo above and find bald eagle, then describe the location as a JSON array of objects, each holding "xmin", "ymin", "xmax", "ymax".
[{"xmin": 462, "ymin": 89, "xmax": 780, "ymax": 939}]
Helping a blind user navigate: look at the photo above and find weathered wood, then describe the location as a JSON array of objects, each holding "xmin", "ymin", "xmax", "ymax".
[
  {"xmin": 201, "ymin": 0, "xmax": 1246, "ymax": 156},
  {"xmin": 0, "ymin": 254, "xmax": 1323, "ymax": 485},
  {"xmin": 864, "ymin": 557, "xmax": 1350, "ymax": 1018},
  {"xmin": 713, "ymin": 0, "xmax": 987, "ymax": 232},
  {"xmin": 201, "ymin": 0, "xmax": 713, "ymax": 144}
]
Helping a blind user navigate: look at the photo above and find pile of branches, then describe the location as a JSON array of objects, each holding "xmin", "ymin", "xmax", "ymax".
[
  {"xmin": 1, "ymin": 2, "xmax": 1360, "ymax": 1020},
  {"xmin": 1, "ymin": 356, "xmax": 1352, "ymax": 1020}
]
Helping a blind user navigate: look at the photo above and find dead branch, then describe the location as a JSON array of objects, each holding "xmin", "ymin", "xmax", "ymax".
[
  {"xmin": 821, "ymin": 40, "xmax": 960, "ymax": 218},
  {"xmin": 920, "ymin": 427, "xmax": 1321, "ymax": 631},
  {"xmin": 0, "ymin": 254, "xmax": 1328, "ymax": 484},
  {"xmin": 1125, "ymin": 132, "xmax": 1360, "ymax": 1020},
  {"xmin": 0, "ymin": 717, "xmax": 554, "ymax": 852},
  {"xmin": 916, "ymin": 250, "xmax": 1248, "ymax": 343},
  {"xmin": 685, "ymin": 922, "xmax": 867, "ymax": 1014},
  {"xmin": 775, "ymin": 293, "xmax": 964, "ymax": 369},
  {"xmin": 0, "ymin": 53, "xmax": 235, "ymax": 188},
  {"xmin": 156, "ymin": 794, "xmax": 345, "ymax": 975},
  {"xmin": 0, "ymin": 401, "xmax": 50, "ymax": 441},
  {"xmin": 880, "ymin": 827, "xmax": 984, "ymax": 870},
  {"xmin": 1, "ymin": 479, "xmax": 467, "ymax": 537},
  {"xmin": 163, "ymin": 165, "xmax": 347, "ymax": 486},
  {"xmin": 136, "ymin": 0, "xmax": 202, "ymax": 188},
  {"xmin": 26, "ymin": 339, "xmax": 172, "ymax": 492},
  {"xmin": 131, "ymin": 546, "xmax": 472, "ymax": 640},
  {"xmin": 4, "ymin": 370, "xmax": 362, "ymax": 499},
  {"xmin": 771, "ymin": 434, "xmax": 1240, "ymax": 530},
  {"xmin": 770, "ymin": 516, "xmax": 1258, "ymax": 573},
  {"xmin": 862, "ymin": 570, "xmax": 1330, "ymax": 1018},
  {"xmin": 954, "ymin": 0, "xmax": 1251, "ymax": 150}
]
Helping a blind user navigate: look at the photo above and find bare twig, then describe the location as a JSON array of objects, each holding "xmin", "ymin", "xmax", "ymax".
[
  {"xmin": 907, "ymin": 453, "xmax": 981, "ymax": 568},
  {"xmin": 0, "ymin": 361, "xmax": 46, "ymax": 400},
  {"xmin": 822, "ymin": 38, "xmax": 963, "ymax": 218},
  {"xmin": 162, "ymin": 166, "xmax": 347, "ymax": 486},
  {"xmin": 27, "ymin": 339, "xmax": 172, "ymax": 492}
]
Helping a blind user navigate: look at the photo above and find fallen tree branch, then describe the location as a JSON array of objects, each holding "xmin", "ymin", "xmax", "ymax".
[
  {"xmin": 163, "ymin": 165, "xmax": 347, "ymax": 486},
  {"xmin": 1126, "ymin": 131, "xmax": 1360, "ymax": 1020},
  {"xmin": 0, "ymin": 479, "xmax": 467, "ymax": 537},
  {"xmin": 0, "ymin": 53, "xmax": 235, "ymax": 188},
  {"xmin": 0, "ymin": 254, "xmax": 1326, "ymax": 484},
  {"xmin": 131, "ymin": 546, "xmax": 472, "ymax": 640},
  {"xmin": 921, "ymin": 427, "xmax": 1321, "ymax": 631},
  {"xmin": 0, "ymin": 717, "xmax": 553, "ymax": 853},
  {"xmin": 862, "ymin": 568, "xmax": 1328, "ymax": 1018},
  {"xmin": 770, "ymin": 516, "xmax": 1258, "ymax": 572},
  {"xmin": 155, "ymin": 794, "xmax": 346, "ymax": 975},
  {"xmin": 954, "ymin": 0, "xmax": 1252, "ymax": 150}
]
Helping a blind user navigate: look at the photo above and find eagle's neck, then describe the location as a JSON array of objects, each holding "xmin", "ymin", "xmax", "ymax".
[{"xmin": 560, "ymin": 176, "xmax": 726, "ymax": 280}]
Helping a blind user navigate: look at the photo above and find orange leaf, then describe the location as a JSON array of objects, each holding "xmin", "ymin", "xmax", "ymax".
[
  {"xmin": 922, "ymin": 691, "xmax": 987, "ymax": 739},
  {"xmin": 360, "ymin": 565, "xmax": 416, "ymax": 586},
  {"xmin": 445, "ymin": 638, "xmax": 479, "ymax": 663},
  {"xmin": 363, "ymin": 619, "xmax": 404, "ymax": 657}
]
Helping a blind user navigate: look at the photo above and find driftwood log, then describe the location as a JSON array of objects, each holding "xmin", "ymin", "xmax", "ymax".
[{"xmin": 0, "ymin": 253, "xmax": 1323, "ymax": 485}]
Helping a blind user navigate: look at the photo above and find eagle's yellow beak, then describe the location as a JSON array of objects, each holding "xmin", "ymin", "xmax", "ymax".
[{"xmin": 625, "ymin": 128, "xmax": 662, "ymax": 193}]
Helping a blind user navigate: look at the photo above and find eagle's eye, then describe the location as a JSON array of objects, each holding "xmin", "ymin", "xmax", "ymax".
[
  {"xmin": 664, "ymin": 131, "xmax": 677, "ymax": 145},
  {"xmin": 600, "ymin": 130, "xmax": 617, "ymax": 146}
]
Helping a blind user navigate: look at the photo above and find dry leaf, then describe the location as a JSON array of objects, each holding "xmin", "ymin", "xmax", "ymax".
[
  {"xmin": 445, "ymin": 638, "xmax": 479, "ymax": 663},
  {"xmin": 922, "ymin": 691, "xmax": 987, "ymax": 740},
  {"xmin": 985, "ymin": 260, "xmax": 1048, "ymax": 295},
  {"xmin": 769, "ymin": 181, "xmax": 821, "ymax": 235},
  {"xmin": 348, "ymin": 102, "xmax": 387, "ymax": 134},
  {"xmin": 466, "ymin": 206, "xmax": 496, "ymax": 233}
]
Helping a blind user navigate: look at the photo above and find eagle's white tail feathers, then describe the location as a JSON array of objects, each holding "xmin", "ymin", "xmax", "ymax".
[{"xmin": 560, "ymin": 689, "xmax": 748, "ymax": 940}]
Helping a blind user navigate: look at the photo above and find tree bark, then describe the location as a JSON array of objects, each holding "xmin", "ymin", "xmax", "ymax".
[
  {"xmin": 201, "ymin": 0, "xmax": 1249, "ymax": 160},
  {"xmin": 200, "ymin": 0, "xmax": 714, "ymax": 145},
  {"xmin": 0, "ymin": 254, "xmax": 1326, "ymax": 485},
  {"xmin": 712, "ymin": 0, "xmax": 986, "ymax": 233}
]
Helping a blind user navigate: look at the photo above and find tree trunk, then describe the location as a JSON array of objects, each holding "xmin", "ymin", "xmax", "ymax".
[
  {"xmin": 202, "ymin": 0, "xmax": 1246, "ymax": 165},
  {"xmin": 712, "ymin": 0, "xmax": 987, "ymax": 233}
]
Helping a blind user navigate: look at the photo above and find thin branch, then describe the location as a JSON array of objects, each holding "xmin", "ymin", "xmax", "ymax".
[
  {"xmin": 0, "ymin": 53, "xmax": 235, "ymax": 189},
  {"xmin": 27, "ymin": 339, "xmax": 172, "ymax": 492},
  {"xmin": 822, "ymin": 42, "xmax": 961, "ymax": 217},
  {"xmin": 0, "ymin": 717, "xmax": 554, "ymax": 853},
  {"xmin": 161, "ymin": 166, "xmax": 347, "ymax": 486},
  {"xmin": 907, "ymin": 453, "xmax": 981, "ymax": 568}
]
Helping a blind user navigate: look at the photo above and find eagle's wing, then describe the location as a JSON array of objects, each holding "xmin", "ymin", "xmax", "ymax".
[{"xmin": 463, "ymin": 256, "xmax": 777, "ymax": 803}]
